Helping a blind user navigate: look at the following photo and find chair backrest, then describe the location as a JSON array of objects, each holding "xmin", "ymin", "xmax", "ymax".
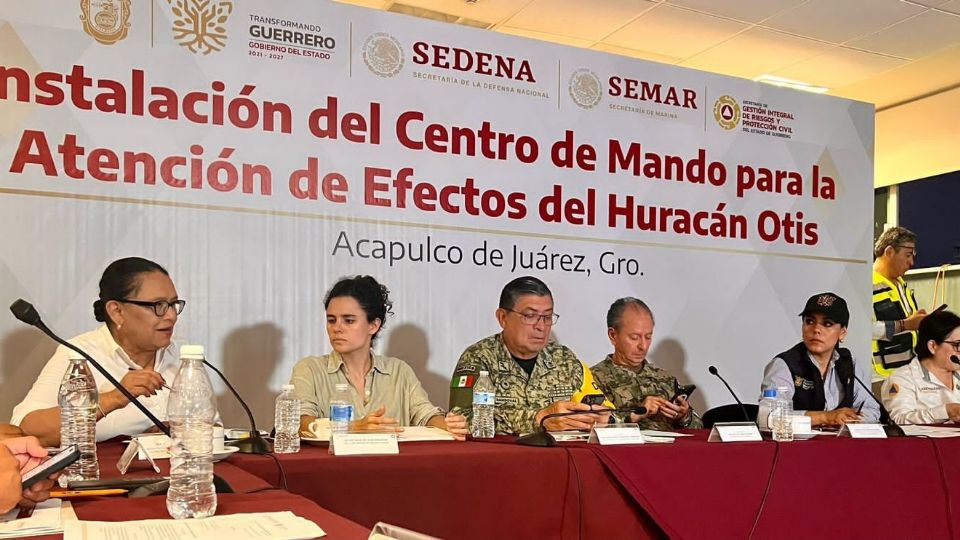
[{"xmin": 702, "ymin": 403, "xmax": 760, "ymax": 428}]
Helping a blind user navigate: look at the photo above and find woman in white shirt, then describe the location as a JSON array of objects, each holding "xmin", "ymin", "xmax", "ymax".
[
  {"xmin": 883, "ymin": 310, "xmax": 960, "ymax": 425},
  {"xmin": 11, "ymin": 257, "xmax": 184, "ymax": 446}
]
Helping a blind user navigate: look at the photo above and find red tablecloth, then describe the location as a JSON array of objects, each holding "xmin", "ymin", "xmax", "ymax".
[
  {"xmin": 228, "ymin": 433, "xmax": 960, "ymax": 540},
  {"xmin": 229, "ymin": 438, "xmax": 664, "ymax": 540}
]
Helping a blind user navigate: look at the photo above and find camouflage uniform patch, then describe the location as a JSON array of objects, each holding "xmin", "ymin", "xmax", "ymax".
[
  {"xmin": 449, "ymin": 333, "xmax": 585, "ymax": 434},
  {"xmin": 591, "ymin": 355, "xmax": 702, "ymax": 430}
]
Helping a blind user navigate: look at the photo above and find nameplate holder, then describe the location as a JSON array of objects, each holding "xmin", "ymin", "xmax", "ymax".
[
  {"xmin": 134, "ymin": 434, "xmax": 171, "ymax": 461},
  {"xmin": 588, "ymin": 423, "xmax": 644, "ymax": 445},
  {"xmin": 332, "ymin": 432, "xmax": 399, "ymax": 456},
  {"xmin": 116, "ymin": 440, "xmax": 139, "ymax": 475},
  {"xmin": 708, "ymin": 422, "xmax": 763, "ymax": 442},
  {"xmin": 838, "ymin": 423, "xmax": 887, "ymax": 439}
]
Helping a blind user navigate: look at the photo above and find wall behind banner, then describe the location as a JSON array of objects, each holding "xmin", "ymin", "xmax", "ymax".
[{"xmin": 0, "ymin": 1, "xmax": 874, "ymax": 428}]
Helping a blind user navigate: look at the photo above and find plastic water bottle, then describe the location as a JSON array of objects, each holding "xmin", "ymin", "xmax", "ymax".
[
  {"xmin": 166, "ymin": 345, "xmax": 217, "ymax": 519},
  {"xmin": 757, "ymin": 388, "xmax": 777, "ymax": 432},
  {"xmin": 57, "ymin": 351, "xmax": 99, "ymax": 487},
  {"xmin": 329, "ymin": 383, "xmax": 353, "ymax": 454},
  {"xmin": 274, "ymin": 384, "xmax": 300, "ymax": 454},
  {"xmin": 772, "ymin": 385, "xmax": 794, "ymax": 442},
  {"xmin": 471, "ymin": 371, "xmax": 495, "ymax": 438}
]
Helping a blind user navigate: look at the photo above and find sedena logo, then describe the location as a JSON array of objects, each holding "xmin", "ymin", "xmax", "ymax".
[
  {"xmin": 568, "ymin": 69, "xmax": 602, "ymax": 109},
  {"xmin": 363, "ymin": 33, "xmax": 404, "ymax": 78},
  {"xmin": 714, "ymin": 95, "xmax": 741, "ymax": 130},
  {"xmin": 80, "ymin": 0, "xmax": 132, "ymax": 45},
  {"xmin": 167, "ymin": 0, "xmax": 234, "ymax": 55}
]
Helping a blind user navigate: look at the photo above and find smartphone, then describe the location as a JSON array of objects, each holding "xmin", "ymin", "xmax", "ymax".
[
  {"xmin": 670, "ymin": 384, "xmax": 697, "ymax": 403},
  {"xmin": 579, "ymin": 394, "xmax": 607, "ymax": 406},
  {"xmin": 21, "ymin": 445, "xmax": 80, "ymax": 489}
]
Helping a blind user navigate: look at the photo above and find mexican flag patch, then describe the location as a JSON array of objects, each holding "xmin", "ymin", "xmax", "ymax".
[{"xmin": 452, "ymin": 374, "xmax": 475, "ymax": 388}]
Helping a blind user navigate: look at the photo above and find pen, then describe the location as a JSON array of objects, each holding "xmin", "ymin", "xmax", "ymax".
[
  {"xmin": 856, "ymin": 401, "xmax": 864, "ymax": 415},
  {"xmin": 128, "ymin": 367, "xmax": 171, "ymax": 390},
  {"xmin": 50, "ymin": 489, "xmax": 128, "ymax": 498}
]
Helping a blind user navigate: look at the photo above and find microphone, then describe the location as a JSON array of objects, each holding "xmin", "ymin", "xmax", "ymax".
[
  {"xmin": 516, "ymin": 406, "xmax": 647, "ymax": 447},
  {"xmin": 708, "ymin": 365, "xmax": 750, "ymax": 422},
  {"xmin": 851, "ymin": 372, "xmax": 905, "ymax": 437},
  {"xmin": 9, "ymin": 299, "xmax": 170, "ymax": 436},
  {"xmin": 201, "ymin": 360, "xmax": 271, "ymax": 454}
]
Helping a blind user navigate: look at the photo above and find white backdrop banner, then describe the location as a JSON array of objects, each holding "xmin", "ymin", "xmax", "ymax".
[{"xmin": 0, "ymin": 0, "xmax": 874, "ymax": 426}]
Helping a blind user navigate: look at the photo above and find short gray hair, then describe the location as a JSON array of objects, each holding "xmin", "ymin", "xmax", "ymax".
[
  {"xmin": 874, "ymin": 226, "xmax": 917, "ymax": 260},
  {"xmin": 607, "ymin": 297, "xmax": 654, "ymax": 330}
]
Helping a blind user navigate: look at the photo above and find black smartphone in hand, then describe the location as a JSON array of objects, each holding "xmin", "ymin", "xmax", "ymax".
[
  {"xmin": 670, "ymin": 384, "xmax": 697, "ymax": 403},
  {"xmin": 21, "ymin": 445, "xmax": 80, "ymax": 489}
]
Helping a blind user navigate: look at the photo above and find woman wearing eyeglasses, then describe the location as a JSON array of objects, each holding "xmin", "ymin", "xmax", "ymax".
[
  {"xmin": 882, "ymin": 310, "xmax": 960, "ymax": 425},
  {"xmin": 11, "ymin": 257, "xmax": 185, "ymax": 446},
  {"xmin": 290, "ymin": 275, "xmax": 469, "ymax": 440}
]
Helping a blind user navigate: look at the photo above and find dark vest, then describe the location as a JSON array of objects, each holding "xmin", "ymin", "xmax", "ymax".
[{"xmin": 778, "ymin": 342, "xmax": 854, "ymax": 411}]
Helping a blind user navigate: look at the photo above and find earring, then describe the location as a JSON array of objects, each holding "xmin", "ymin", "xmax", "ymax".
[{"xmin": 117, "ymin": 321, "xmax": 123, "ymax": 330}]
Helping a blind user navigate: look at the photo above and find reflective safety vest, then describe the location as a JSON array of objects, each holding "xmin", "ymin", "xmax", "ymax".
[{"xmin": 872, "ymin": 270, "xmax": 919, "ymax": 377}]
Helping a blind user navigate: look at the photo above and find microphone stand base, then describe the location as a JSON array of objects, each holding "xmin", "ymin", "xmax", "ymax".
[
  {"xmin": 516, "ymin": 431, "xmax": 557, "ymax": 447},
  {"xmin": 232, "ymin": 432, "xmax": 272, "ymax": 454}
]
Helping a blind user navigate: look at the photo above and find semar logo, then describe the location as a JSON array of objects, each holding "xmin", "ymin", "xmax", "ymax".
[
  {"xmin": 80, "ymin": 0, "xmax": 132, "ymax": 45},
  {"xmin": 167, "ymin": 0, "xmax": 233, "ymax": 55},
  {"xmin": 363, "ymin": 33, "xmax": 404, "ymax": 78},
  {"xmin": 714, "ymin": 95, "xmax": 740, "ymax": 130},
  {"xmin": 568, "ymin": 69, "xmax": 602, "ymax": 109}
]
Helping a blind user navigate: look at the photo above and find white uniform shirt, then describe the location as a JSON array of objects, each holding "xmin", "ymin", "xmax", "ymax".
[
  {"xmin": 10, "ymin": 324, "xmax": 180, "ymax": 441},
  {"xmin": 882, "ymin": 358, "xmax": 960, "ymax": 425}
]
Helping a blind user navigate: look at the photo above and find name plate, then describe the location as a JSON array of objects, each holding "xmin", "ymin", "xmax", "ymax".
[
  {"xmin": 708, "ymin": 422, "xmax": 763, "ymax": 443},
  {"xmin": 331, "ymin": 432, "xmax": 399, "ymax": 456},
  {"xmin": 133, "ymin": 434, "xmax": 171, "ymax": 460},
  {"xmin": 588, "ymin": 424, "xmax": 644, "ymax": 445},
  {"xmin": 839, "ymin": 423, "xmax": 887, "ymax": 439}
]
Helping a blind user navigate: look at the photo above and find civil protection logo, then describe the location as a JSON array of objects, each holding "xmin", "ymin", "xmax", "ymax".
[
  {"xmin": 80, "ymin": 0, "xmax": 132, "ymax": 45},
  {"xmin": 363, "ymin": 33, "xmax": 404, "ymax": 78},
  {"xmin": 714, "ymin": 95, "xmax": 740, "ymax": 130},
  {"xmin": 167, "ymin": 0, "xmax": 233, "ymax": 55},
  {"xmin": 568, "ymin": 69, "xmax": 601, "ymax": 109}
]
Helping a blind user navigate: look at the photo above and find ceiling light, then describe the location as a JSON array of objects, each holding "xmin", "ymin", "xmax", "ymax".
[{"xmin": 753, "ymin": 75, "xmax": 829, "ymax": 94}]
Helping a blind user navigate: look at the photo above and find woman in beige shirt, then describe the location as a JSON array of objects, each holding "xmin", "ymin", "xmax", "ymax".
[{"xmin": 292, "ymin": 275, "xmax": 468, "ymax": 439}]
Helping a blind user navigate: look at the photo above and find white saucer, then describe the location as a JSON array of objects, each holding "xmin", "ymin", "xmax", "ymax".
[{"xmin": 212, "ymin": 445, "xmax": 240, "ymax": 461}]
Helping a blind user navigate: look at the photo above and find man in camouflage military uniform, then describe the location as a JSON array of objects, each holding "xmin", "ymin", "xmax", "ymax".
[
  {"xmin": 592, "ymin": 298, "xmax": 702, "ymax": 430},
  {"xmin": 449, "ymin": 276, "xmax": 611, "ymax": 434}
]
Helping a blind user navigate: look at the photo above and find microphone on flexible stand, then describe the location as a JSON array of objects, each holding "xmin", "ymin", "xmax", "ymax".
[
  {"xmin": 10, "ymin": 299, "xmax": 170, "ymax": 436},
  {"xmin": 516, "ymin": 406, "xmax": 647, "ymax": 447},
  {"xmin": 201, "ymin": 360, "xmax": 271, "ymax": 454},
  {"xmin": 708, "ymin": 365, "xmax": 750, "ymax": 422},
  {"xmin": 851, "ymin": 372, "xmax": 905, "ymax": 437}
]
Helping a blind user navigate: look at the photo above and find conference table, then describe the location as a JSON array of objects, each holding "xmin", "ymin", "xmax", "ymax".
[
  {"xmin": 226, "ymin": 431, "xmax": 960, "ymax": 540},
  {"xmin": 28, "ymin": 442, "xmax": 369, "ymax": 540}
]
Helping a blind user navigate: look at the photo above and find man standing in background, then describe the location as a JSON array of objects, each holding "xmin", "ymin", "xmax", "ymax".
[{"xmin": 872, "ymin": 227, "xmax": 927, "ymax": 394}]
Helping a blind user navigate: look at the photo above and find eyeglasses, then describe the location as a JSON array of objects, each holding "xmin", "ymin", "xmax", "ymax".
[
  {"xmin": 942, "ymin": 340, "xmax": 960, "ymax": 352},
  {"xmin": 505, "ymin": 309, "xmax": 559, "ymax": 326},
  {"xmin": 116, "ymin": 299, "xmax": 186, "ymax": 317}
]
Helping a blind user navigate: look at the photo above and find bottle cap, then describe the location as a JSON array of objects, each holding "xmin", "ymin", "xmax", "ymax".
[
  {"xmin": 180, "ymin": 344, "xmax": 205, "ymax": 358},
  {"xmin": 479, "ymin": 370, "xmax": 489, "ymax": 376},
  {"xmin": 762, "ymin": 389, "xmax": 777, "ymax": 398},
  {"xmin": 282, "ymin": 384, "xmax": 295, "ymax": 391},
  {"xmin": 67, "ymin": 350, "xmax": 85, "ymax": 361}
]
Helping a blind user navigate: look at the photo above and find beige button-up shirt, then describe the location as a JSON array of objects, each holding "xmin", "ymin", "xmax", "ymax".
[{"xmin": 290, "ymin": 351, "xmax": 442, "ymax": 426}]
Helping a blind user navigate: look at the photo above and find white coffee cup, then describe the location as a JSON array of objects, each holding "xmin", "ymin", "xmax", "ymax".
[{"xmin": 212, "ymin": 425, "xmax": 225, "ymax": 452}]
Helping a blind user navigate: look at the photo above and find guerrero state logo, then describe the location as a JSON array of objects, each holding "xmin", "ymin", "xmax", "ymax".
[
  {"xmin": 167, "ymin": 0, "xmax": 234, "ymax": 55},
  {"xmin": 568, "ymin": 69, "xmax": 601, "ymax": 109},
  {"xmin": 363, "ymin": 33, "xmax": 404, "ymax": 78},
  {"xmin": 714, "ymin": 95, "xmax": 740, "ymax": 130},
  {"xmin": 80, "ymin": 0, "xmax": 132, "ymax": 45}
]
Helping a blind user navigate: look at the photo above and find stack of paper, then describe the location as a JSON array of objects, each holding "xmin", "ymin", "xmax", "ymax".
[
  {"xmin": 0, "ymin": 499, "xmax": 64, "ymax": 538},
  {"xmin": 305, "ymin": 419, "xmax": 455, "ymax": 442},
  {"xmin": 64, "ymin": 511, "xmax": 325, "ymax": 540}
]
